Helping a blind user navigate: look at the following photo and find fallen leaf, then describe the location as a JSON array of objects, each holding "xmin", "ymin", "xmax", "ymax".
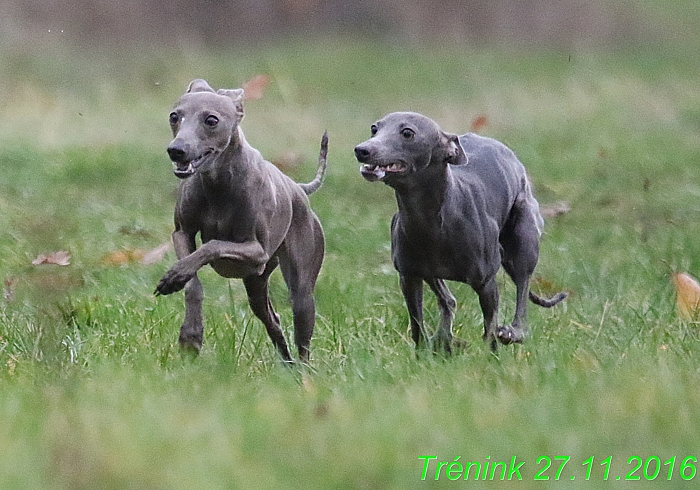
[
  {"xmin": 140, "ymin": 242, "xmax": 172, "ymax": 265},
  {"xmin": 242, "ymin": 74, "xmax": 270, "ymax": 101},
  {"xmin": 673, "ymin": 272, "xmax": 700, "ymax": 320},
  {"xmin": 540, "ymin": 201, "xmax": 571, "ymax": 219},
  {"xmin": 32, "ymin": 251, "xmax": 71, "ymax": 266},
  {"xmin": 469, "ymin": 114, "xmax": 489, "ymax": 132},
  {"xmin": 101, "ymin": 248, "xmax": 145, "ymax": 266}
]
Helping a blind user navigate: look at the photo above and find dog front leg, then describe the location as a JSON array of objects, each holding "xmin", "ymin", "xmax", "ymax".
[
  {"xmin": 179, "ymin": 274, "xmax": 204, "ymax": 352},
  {"xmin": 477, "ymin": 277, "xmax": 500, "ymax": 352},
  {"xmin": 400, "ymin": 274, "xmax": 425, "ymax": 348},
  {"xmin": 427, "ymin": 278, "xmax": 456, "ymax": 354},
  {"xmin": 155, "ymin": 239, "xmax": 269, "ymax": 295},
  {"xmin": 167, "ymin": 231, "xmax": 205, "ymax": 352}
]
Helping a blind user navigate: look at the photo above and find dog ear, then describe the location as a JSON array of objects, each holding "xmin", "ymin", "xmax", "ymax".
[
  {"xmin": 187, "ymin": 79, "xmax": 214, "ymax": 93},
  {"xmin": 217, "ymin": 88, "xmax": 244, "ymax": 102},
  {"xmin": 217, "ymin": 88, "xmax": 245, "ymax": 118},
  {"xmin": 442, "ymin": 132, "xmax": 468, "ymax": 166}
]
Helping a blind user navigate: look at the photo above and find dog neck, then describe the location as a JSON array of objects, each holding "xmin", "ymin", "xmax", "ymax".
[
  {"xmin": 393, "ymin": 164, "xmax": 450, "ymax": 230},
  {"xmin": 196, "ymin": 126, "xmax": 258, "ymax": 192}
]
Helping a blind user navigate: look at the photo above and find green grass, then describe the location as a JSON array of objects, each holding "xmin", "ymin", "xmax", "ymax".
[{"xmin": 2, "ymin": 35, "xmax": 700, "ymax": 489}]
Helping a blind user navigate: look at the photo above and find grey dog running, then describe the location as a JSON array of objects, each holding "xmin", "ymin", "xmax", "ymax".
[
  {"xmin": 355, "ymin": 112, "xmax": 566, "ymax": 352},
  {"xmin": 155, "ymin": 79, "xmax": 327, "ymax": 363}
]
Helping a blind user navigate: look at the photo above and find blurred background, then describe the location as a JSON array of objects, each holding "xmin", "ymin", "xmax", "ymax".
[
  {"xmin": 1, "ymin": 0, "xmax": 697, "ymax": 150},
  {"xmin": 0, "ymin": 0, "xmax": 690, "ymax": 49}
]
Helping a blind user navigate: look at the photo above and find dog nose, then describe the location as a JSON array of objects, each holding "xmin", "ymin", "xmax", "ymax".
[
  {"xmin": 354, "ymin": 145, "xmax": 371, "ymax": 162},
  {"xmin": 167, "ymin": 142, "xmax": 188, "ymax": 163},
  {"xmin": 167, "ymin": 146, "xmax": 186, "ymax": 163}
]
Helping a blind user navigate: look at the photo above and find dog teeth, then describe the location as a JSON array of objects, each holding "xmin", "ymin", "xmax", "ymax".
[{"xmin": 362, "ymin": 163, "xmax": 403, "ymax": 172}]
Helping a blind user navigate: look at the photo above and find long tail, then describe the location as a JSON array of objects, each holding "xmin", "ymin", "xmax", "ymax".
[
  {"xmin": 529, "ymin": 290, "xmax": 568, "ymax": 308},
  {"xmin": 299, "ymin": 131, "xmax": 328, "ymax": 195}
]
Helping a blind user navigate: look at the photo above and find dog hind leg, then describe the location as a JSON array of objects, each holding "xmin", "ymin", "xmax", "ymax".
[
  {"xmin": 498, "ymin": 199, "xmax": 540, "ymax": 344},
  {"xmin": 277, "ymin": 217, "xmax": 324, "ymax": 363},
  {"xmin": 243, "ymin": 262, "xmax": 293, "ymax": 363}
]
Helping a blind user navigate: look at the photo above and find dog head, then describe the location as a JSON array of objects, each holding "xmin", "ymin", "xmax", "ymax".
[
  {"xmin": 354, "ymin": 112, "xmax": 467, "ymax": 185},
  {"xmin": 166, "ymin": 79, "xmax": 245, "ymax": 179}
]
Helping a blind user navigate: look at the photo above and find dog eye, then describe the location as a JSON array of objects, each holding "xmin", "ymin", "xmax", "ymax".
[
  {"xmin": 204, "ymin": 115, "xmax": 219, "ymax": 127},
  {"xmin": 169, "ymin": 112, "xmax": 179, "ymax": 125},
  {"xmin": 370, "ymin": 125, "xmax": 378, "ymax": 136},
  {"xmin": 401, "ymin": 128, "xmax": 415, "ymax": 139}
]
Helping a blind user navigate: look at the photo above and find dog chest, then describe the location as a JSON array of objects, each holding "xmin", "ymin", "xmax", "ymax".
[{"xmin": 391, "ymin": 215, "xmax": 500, "ymax": 284}]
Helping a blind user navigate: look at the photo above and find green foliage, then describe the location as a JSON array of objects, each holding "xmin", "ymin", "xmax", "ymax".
[{"xmin": 1, "ymin": 37, "xmax": 700, "ymax": 488}]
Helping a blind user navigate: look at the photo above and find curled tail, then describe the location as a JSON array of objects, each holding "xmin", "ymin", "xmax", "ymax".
[
  {"xmin": 299, "ymin": 131, "xmax": 328, "ymax": 195},
  {"xmin": 529, "ymin": 290, "xmax": 568, "ymax": 308}
]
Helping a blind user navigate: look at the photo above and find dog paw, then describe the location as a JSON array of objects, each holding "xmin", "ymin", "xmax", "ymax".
[
  {"xmin": 496, "ymin": 325, "xmax": 526, "ymax": 345},
  {"xmin": 155, "ymin": 268, "xmax": 193, "ymax": 295},
  {"xmin": 179, "ymin": 332, "xmax": 202, "ymax": 355},
  {"xmin": 180, "ymin": 339, "xmax": 202, "ymax": 357}
]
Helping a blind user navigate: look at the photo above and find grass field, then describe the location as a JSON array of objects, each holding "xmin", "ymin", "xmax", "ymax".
[{"xmin": 1, "ymin": 34, "xmax": 700, "ymax": 488}]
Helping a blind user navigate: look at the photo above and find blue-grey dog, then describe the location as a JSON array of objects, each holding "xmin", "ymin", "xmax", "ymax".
[
  {"xmin": 156, "ymin": 80, "xmax": 327, "ymax": 362},
  {"xmin": 354, "ymin": 112, "xmax": 566, "ymax": 352}
]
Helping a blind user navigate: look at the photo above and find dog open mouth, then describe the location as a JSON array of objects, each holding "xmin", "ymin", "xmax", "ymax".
[
  {"xmin": 173, "ymin": 150, "xmax": 215, "ymax": 179},
  {"xmin": 360, "ymin": 162, "xmax": 407, "ymax": 182}
]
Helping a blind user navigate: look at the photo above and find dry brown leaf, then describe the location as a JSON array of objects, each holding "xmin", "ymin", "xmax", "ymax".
[
  {"xmin": 673, "ymin": 272, "xmax": 700, "ymax": 320},
  {"xmin": 32, "ymin": 251, "xmax": 71, "ymax": 266},
  {"xmin": 139, "ymin": 242, "xmax": 172, "ymax": 265},
  {"xmin": 242, "ymin": 74, "xmax": 270, "ymax": 101},
  {"xmin": 470, "ymin": 114, "xmax": 489, "ymax": 132},
  {"xmin": 101, "ymin": 248, "xmax": 145, "ymax": 266}
]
